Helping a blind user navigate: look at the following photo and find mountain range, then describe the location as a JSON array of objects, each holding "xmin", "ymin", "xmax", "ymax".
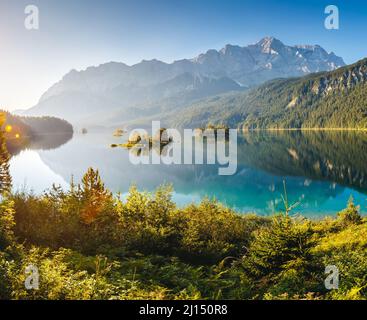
[{"xmin": 24, "ymin": 37, "xmax": 346, "ymax": 126}]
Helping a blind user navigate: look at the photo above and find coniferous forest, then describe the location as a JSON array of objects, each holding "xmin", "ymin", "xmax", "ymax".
[{"xmin": 171, "ymin": 58, "xmax": 367, "ymax": 130}]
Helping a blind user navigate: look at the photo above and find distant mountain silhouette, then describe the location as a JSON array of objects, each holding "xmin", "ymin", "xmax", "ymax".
[{"xmin": 25, "ymin": 37, "xmax": 345, "ymax": 126}]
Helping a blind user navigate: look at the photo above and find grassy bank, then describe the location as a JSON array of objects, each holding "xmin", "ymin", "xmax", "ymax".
[{"xmin": 0, "ymin": 168, "xmax": 366, "ymax": 300}]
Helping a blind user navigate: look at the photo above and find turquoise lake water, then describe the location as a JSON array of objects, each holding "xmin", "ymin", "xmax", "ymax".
[{"xmin": 10, "ymin": 130, "xmax": 367, "ymax": 217}]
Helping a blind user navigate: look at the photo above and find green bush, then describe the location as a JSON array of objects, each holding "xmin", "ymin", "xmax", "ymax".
[
  {"xmin": 336, "ymin": 196, "xmax": 363, "ymax": 228},
  {"xmin": 1, "ymin": 168, "xmax": 367, "ymax": 300}
]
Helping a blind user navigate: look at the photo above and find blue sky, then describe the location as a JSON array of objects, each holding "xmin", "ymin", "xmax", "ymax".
[{"xmin": 0, "ymin": 0, "xmax": 366, "ymax": 109}]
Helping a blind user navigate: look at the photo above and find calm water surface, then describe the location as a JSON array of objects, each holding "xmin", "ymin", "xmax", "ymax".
[{"xmin": 10, "ymin": 130, "xmax": 367, "ymax": 217}]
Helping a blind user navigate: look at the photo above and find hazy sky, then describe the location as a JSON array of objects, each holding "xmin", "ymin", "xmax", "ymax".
[{"xmin": 1, "ymin": 0, "xmax": 366, "ymax": 110}]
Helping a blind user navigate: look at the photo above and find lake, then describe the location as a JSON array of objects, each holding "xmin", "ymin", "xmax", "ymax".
[{"xmin": 9, "ymin": 130, "xmax": 367, "ymax": 217}]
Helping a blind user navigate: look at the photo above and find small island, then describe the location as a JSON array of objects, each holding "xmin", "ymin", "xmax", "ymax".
[
  {"xmin": 195, "ymin": 123, "xmax": 230, "ymax": 139},
  {"xmin": 113, "ymin": 128, "xmax": 126, "ymax": 137},
  {"xmin": 111, "ymin": 128, "xmax": 172, "ymax": 149}
]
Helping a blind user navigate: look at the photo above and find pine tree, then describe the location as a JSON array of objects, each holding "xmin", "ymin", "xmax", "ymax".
[
  {"xmin": 0, "ymin": 113, "xmax": 11, "ymax": 195},
  {"xmin": 79, "ymin": 168, "xmax": 112, "ymax": 224},
  {"xmin": 0, "ymin": 112, "xmax": 14, "ymax": 248},
  {"xmin": 243, "ymin": 214, "xmax": 315, "ymax": 282}
]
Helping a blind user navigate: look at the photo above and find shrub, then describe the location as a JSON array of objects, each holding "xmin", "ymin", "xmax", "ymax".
[
  {"xmin": 242, "ymin": 214, "xmax": 320, "ymax": 297},
  {"xmin": 336, "ymin": 197, "xmax": 362, "ymax": 228}
]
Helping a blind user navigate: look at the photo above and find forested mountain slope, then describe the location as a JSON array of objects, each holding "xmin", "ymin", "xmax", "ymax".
[{"xmin": 170, "ymin": 58, "xmax": 367, "ymax": 129}]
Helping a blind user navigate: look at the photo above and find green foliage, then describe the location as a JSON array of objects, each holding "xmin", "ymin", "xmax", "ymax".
[
  {"xmin": 1, "ymin": 168, "xmax": 367, "ymax": 300},
  {"xmin": 179, "ymin": 200, "xmax": 265, "ymax": 263},
  {"xmin": 242, "ymin": 215, "xmax": 320, "ymax": 296},
  {"xmin": 0, "ymin": 199, "xmax": 15, "ymax": 250},
  {"xmin": 336, "ymin": 196, "xmax": 362, "ymax": 228},
  {"xmin": 118, "ymin": 184, "xmax": 182, "ymax": 255},
  {"xmin": 0, "ymin": 118, "xmax": 11, "ymax": 194}
]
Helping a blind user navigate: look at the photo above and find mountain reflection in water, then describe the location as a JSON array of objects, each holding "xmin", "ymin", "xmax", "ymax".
[{"xmin": 8, "ymin": 130, "xmax": 367, "ymax": 216}]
